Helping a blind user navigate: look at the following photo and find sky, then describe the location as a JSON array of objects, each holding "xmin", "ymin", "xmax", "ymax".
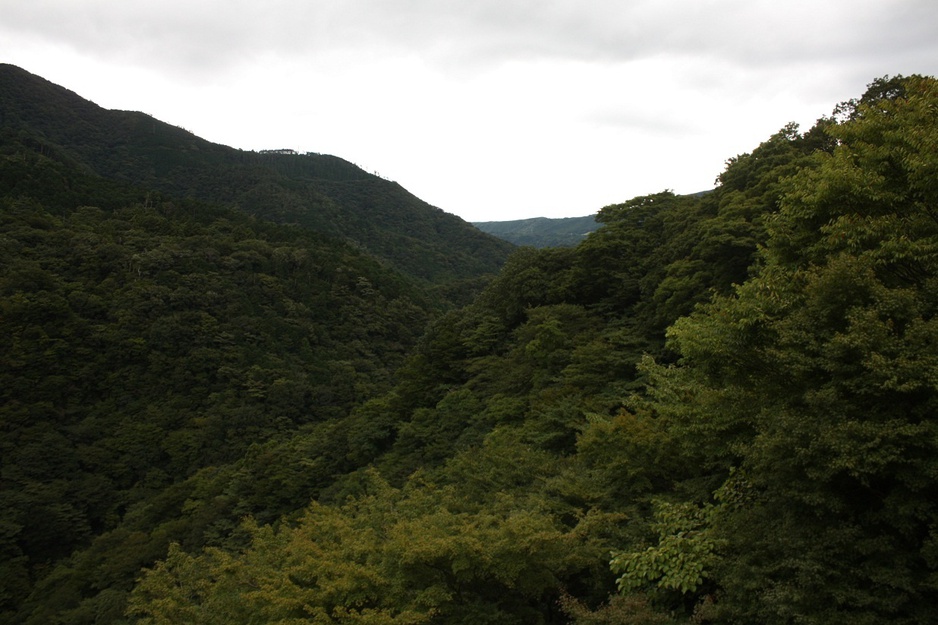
[{"xmin": 1, "ymin": 1, "xmax": 937, "ymax": 222}]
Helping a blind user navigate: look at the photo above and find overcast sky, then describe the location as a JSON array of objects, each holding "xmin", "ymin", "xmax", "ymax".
[{"xmin": 2, "ymin": 1, "xmax": 937, "ymax": 222}]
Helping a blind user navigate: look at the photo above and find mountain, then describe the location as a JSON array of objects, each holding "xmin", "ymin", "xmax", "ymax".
[
  {"xmin": 0, "ymin": 63, "xmax": 511, "ymax": 623},
  {"xmin": 0, "ymin": 63, "xmax": 514, "ymax": 283},
  {"xmin": 473, "ymin": 214, "xmax": 600, "ymax": 247},
  {"xmin": 5, "ymin": 67, "xmax": 937, "ymax": 625}
]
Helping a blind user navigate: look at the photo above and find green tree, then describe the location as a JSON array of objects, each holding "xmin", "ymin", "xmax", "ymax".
[
  {"xmin": 635, "ymin": 75, "xmax": 938, "ymax": 624},
  {"xmin": 128, "ymin": 470, "xmax": 592, "ymax": 624}
]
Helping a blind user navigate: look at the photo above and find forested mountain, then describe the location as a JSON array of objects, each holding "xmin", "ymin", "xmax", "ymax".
[
  {"xmin": 0, "ymin": 65, "xmax": 506, "ymax": 624},
  {"xmin": 0, "ymin": 64, "xmax": 514, "ymax": 284},
  {"xmin": 474, "ymin": 215, "xmax": 601, "ymax": 247},
  {"xmin": 3, "ymin": 70, "xmax": 938, "ymax": 625}
]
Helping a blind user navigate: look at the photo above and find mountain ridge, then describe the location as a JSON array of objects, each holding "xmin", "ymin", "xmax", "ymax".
[
  {"xmin": 473, "ymin": 214, "xmax": 600, "ymax": 247},
  {"xmin": 0, "ymin": 63, "xmax": 514, "ymax": 283}
]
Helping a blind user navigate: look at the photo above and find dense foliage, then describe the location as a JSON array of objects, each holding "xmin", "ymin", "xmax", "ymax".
[
  {"xmin": 2, "ymin": 68, "xmax": 937, "ymax": 625},
  {"xmin": 0, "ymin": 146, "xmax": 449, "ymax": 621}
]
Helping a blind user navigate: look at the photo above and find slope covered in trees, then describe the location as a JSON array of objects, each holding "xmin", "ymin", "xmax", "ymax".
[
  {"xmin": 3, "ymin": 72, "xmax": 937, "ymax": 625},
  {"xmin": 0, "ymin": 143, "xmax": 449, "ymax": 622}
]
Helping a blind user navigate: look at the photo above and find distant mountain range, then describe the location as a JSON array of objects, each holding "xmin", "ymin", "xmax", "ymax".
[{"xmin": 473, "ymin": 214, "xmax": 600, "ymax": 247}]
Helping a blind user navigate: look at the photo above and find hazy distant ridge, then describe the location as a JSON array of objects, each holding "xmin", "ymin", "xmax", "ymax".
[{"xmin": 473, "ymin": 214, "xmax": 600, "ymax": 247}]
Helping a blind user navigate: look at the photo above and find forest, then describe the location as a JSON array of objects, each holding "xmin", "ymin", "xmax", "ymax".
[{"xmin": 2, "ymin": 67, "xmax": 937, "ymax": 624}]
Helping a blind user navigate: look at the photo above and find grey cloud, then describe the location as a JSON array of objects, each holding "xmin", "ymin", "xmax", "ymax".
[
  {"xmin": 1, "ymin": 0, "xmax": 257, "ymax": 76},
  {"xmin": 3, "ymin": 0, "xmax": 937, "ymax": 89},
  {"xmin": 5, "ymin": 1, "xmax": 936, "ymax": 67}
]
